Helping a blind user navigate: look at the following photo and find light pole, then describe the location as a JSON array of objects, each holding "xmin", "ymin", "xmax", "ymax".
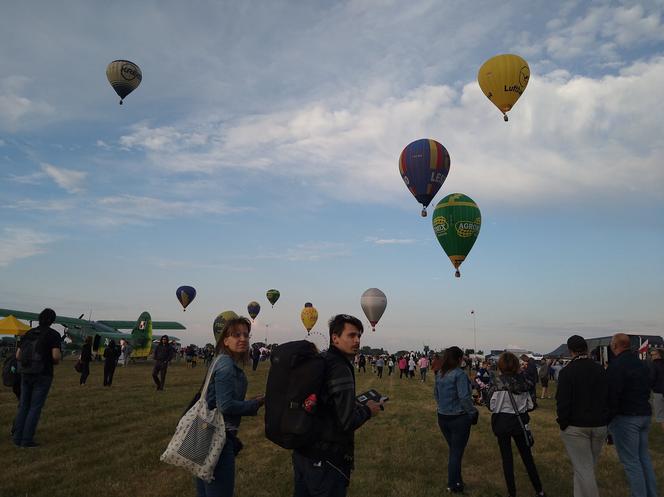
[
  {"xmin": 471, "ymin": 310, "xmax": 477, "ymax": 354},
  {"xmin": 265, "ymin": 323, "xmax": 269, "ymax": 345}
]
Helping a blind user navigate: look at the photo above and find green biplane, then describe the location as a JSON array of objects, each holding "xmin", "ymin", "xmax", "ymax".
[{"xmin": 0, "ymin": 308, "xmax": 185, "ymax": 359}]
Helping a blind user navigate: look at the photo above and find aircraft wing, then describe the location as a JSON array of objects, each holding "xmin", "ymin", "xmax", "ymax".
[
  {"xmin": 0, "ymin": 308, "xmax": 90, "ymax": 327},
  {"xmin": 98, "ymin": 320, "xmax": 185, "ymax": 330}
]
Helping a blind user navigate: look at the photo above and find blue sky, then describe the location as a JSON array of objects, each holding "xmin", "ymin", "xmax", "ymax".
[{"xmin": 1, "ymin": 0, "xmax": 663, "ymax": 353}]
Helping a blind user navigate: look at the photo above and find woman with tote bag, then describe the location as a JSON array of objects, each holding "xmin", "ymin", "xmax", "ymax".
[
  {"xmin": 482, "ymin": 352, "xmax": 545, "ymax": 497},
  {"xmin": 193, "ymin": 316, "xmax": 264, "ymax": 497}
]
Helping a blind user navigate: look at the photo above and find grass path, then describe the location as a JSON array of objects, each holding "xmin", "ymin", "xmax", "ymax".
[{"xmin": 1, "ymin": 360, "xmax": 662, "ymax": 497}]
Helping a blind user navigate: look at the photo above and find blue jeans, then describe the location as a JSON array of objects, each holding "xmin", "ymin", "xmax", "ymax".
[
  {"xmin": 195, "ymin": 437, "xmax": 235, "ymax": 497},
  {"xmin": 437, "ymin": 413, "xmax": 472, "ymax": 491},
  {"xmin": 609, "ymin": 415, "xmax": 658, "ymax": 497},
  {"xmin": 12, "ymin": 374, "xmax": 53, "ymax": 445}
]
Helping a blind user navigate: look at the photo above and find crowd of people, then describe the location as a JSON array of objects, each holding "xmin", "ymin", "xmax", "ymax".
[{"xmin": 4, "ymin": 308, "xmax": 663, "ymax": 497}]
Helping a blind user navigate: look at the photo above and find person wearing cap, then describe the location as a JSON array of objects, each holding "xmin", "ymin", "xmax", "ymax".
[
  {"xmin": 607, "ymin": 333, "xmax": 657, "ymax": 497},
  {"xmin": 555, "ymin": 335, "xmax": 608, "ymax": 497}
]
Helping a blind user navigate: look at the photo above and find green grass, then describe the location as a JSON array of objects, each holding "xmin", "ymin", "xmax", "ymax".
[{"xmin": 1, "ymin": 360, "xmax": 662, "ymax": 497}]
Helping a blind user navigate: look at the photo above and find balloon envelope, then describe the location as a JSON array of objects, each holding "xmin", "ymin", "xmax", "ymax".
[
  {"xmin": 432, "ymin": 193, "xmax": 481, "ymax": 277},
  {"xmin": 399, "ymin": 138, "xmax": 451, "ymax": 217},
  {"xmin": 477, "ymin": 54, "xmax": 530, "ymax": 121},
  {"xmin": 360, "ymin": 288, "xmax": 387, "ymax": 331},
  {"xmin": 213, "ymin": 310, "xmax": 239, "ymax": 343},
  {"xmin": 247, "ymin": 301, "xmax": 261, "ymax": 320},
  {"xmin": 266, "ymin": 289, "xmax": 280, "ymax": 307},
  {"xmin": 300, "ymin": 302, "xmax": 318, "ymax": 333},
  {"xmin": 176, "ymin": 286, "xmax": 196, "ymax": 311},
  {"xmin": 106, "ymin": 60, "xmax": 142, "ymax": 104}
]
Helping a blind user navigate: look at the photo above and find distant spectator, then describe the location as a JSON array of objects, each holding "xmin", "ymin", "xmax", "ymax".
[
  {"xmin": 387, "ymin": 356, "xmax": 395, "ymax": 376},
  {"xmin": 79, "ymin": 336, "xmax": 92, "ymax": 385},
  {"xmin": 520, "ymin": 354, "xmax": 539, "ymax": 405},
  {"xmin": 607, "ymin": 333, "xmax": 658, "ymax": 497},
  {"xmin": 103, "ymin": 340, "xmax": 120, "ymax": 386},
  {"xmin": 376, "ymin": 356, "xmax": 385, "ymax": 379},
  {"xmin": 556, "ymin": 335, "xmax": 609, "ymax": 497},
  {"xmin": 13, "ymin": 308, "xmax": 62, "ymax": 447},
  {"xmin": 398, "ymin": 356, "xmax": 407, "ymax": 379},
  {"xmin": 538, "ymin": 360, "xmax": 551, "ymax": 399},
  {"xmin": 358, "ymin": 353, "xmax": 366, "ymax": 373},
  {"xmin": 153, "ymin": 335, "xmax": 175, "ymax": 391},
  {"xmin": 651, "ymin": 348, "xmax": 664, "ymax": 430},
  {"xmin": 418, "ymin": 355, "xmax": 429, "ymax": 382},
  {"xmin": 408, "ymin": 356, "xmax": 416, "ymax": 379}
]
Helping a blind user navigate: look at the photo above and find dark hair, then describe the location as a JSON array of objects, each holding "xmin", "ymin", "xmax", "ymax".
[
  {"xmin": 567, "ymin": 334, "xmax": 588, "ymax": 354},
  {"xmin": 160, "ymin": 335, "xmax": 169, "ymax": 342},
  {"xmin": 439, "ymin": 346, "xmax": 463, "ymax": 377},
  {"xmin": 498, "ymin": 352, "xmax": 520, "ymax": 375},
  {"xmin": 328, "ymin": 314, "xmax": 363, "ymax": 342},
  {"xmin": 215, "ymin": 317, "xmax": 251, "ymax": 364},
  {"xmin": 39, "ymin": 308, "xmax": 56, "ymax": 327}
]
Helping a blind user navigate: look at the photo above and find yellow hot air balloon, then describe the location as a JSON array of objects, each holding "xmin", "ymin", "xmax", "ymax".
[
  {"xmin": 106, "ymin": 60, "xmax": 142, "ymax": 105},
  {"xmin": 300, "ymin": 302, "xmax": 318, "ymax": 334},
  {"xmin": 477, "ymin": 54, "xmax": 530, "ymax": 121}
]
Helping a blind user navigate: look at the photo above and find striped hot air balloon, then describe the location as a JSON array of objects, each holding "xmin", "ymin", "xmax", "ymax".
[
  {"xmin": 106, "ymin": 60, "xmax": 142, "ymax": 105},
  {"xmin": 399, "ymin": 139, "xmax": 451, "ymax": 217}
]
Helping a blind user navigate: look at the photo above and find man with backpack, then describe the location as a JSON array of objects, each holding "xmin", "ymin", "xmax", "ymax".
[
  {"xmin": 12, "ymin": 308, "xmax": 62, "ymax": 447},
  {"xmin": 265, "ymin": 314, "xmax": 383, "ymax": 497}
]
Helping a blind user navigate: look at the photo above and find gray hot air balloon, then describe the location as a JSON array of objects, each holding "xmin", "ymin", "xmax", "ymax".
[{"xmin": 360, "ymin": 288, "xmax": 387, "ymax": 332}]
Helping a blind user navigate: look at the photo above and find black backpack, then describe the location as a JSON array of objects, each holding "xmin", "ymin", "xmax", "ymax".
[
  {"xmin": 2, "ymin": 355, "xmax": 18, "ymax": 386},
  {"xmin": 264, "ymin": 340, "xmax": 326, "ymax": 449},
  {"xmin": 18, "ymin": 329, "xmax": 46, "ymax": 375}
]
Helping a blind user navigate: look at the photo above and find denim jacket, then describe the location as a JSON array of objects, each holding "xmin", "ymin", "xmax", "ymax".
[
  {"xmin": 434, "ymin": 367, "xmax": 477, "ymax": 416},
  {"xmin": 205, "ymin": 354, "xmax": 260, "ymax": 430}
]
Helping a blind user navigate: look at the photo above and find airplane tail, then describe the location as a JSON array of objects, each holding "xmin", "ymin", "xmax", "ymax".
[{"xmin": 131, "ymin": 311, "xmax": 153, "ymax": 358}]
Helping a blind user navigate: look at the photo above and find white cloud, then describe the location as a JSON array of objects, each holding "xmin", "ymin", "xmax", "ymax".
[
  {"xmin": 0, "ymin": 227, "xmax": 54, "ymax": 267},
  {"xmin": 117, "ymin": 56, "xmax": 664, "ymax": 207},
  {"xmin": 0, "ymin": 76, "xmax": 54, "ymax": 131},
  {"xmin": 367, "ymin": 237, "xmax": 417, "ymax": 245},
  {"xmin": 543, "ymin": 4, "xmax": 664, "ymax": 62},
  {"xmin": 4, "ymin": 199, "xmax": 75, "ymax": 211},
  {"xmin": 253, "ymin": 242, "xmax": 351, "ymax": 262},
  {"xmin": 93, "ymin": 194, "xmax": 244, "ymax": 226},
  {"xmin": 40, "ymin": 163, "xmax": 87, "ymax": 193}
]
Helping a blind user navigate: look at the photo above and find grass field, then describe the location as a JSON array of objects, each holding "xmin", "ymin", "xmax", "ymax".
[{"xmin": 1, "ymin": 359, "xmax": 662, "ymax": 497}]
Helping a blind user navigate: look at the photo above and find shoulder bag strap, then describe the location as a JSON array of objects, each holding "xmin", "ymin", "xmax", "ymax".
[
  {"xmin": 506, "ymin": 388, "xmax": 529, "ymax": 435},
  {"xmin": 199, "ymin": 355, "xmax": 223, "ymax": 398}
]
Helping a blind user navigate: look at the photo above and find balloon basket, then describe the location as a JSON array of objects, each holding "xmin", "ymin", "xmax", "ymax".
[
  {"xmin": 455, "ymin": 270, "xmax": 461, "ymax": 278},
  {"xmin": 421, "ymin": 208, "xmax": 427, "ymax": 217},
  {"xmin": 503, "ymin": 114, "xmax": 508, "ymax": 122},
  {"xmin": 119, "ymin": 100, "xmax": 123, "ymax": 105}
]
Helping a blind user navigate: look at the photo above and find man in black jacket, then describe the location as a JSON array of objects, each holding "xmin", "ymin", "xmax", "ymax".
[
  {"xmin": 556, "ymin": 335, "xmax": 608, "ymax": 497},
  {"xmin": 607, "ymin": 333, "xmax": 657, "ymax": 497},
  {"xmin": 293, "ymin": 314, "xmax": 382, "ymax": 497},
  {"xmin": 152, "ymin": 335, "xmax": 174, "ymax": 391},
  {"xmin": 650, "ymin": 348, "xmax": 664, "ymax": 430}
]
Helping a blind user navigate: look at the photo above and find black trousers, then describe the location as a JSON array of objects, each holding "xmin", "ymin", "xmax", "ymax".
[
  {"xmin": 292, "ymin": 452, "xmax": 348, "ymax": 497},
  {"xmin": 377, "ymin": 366, "xmax": 383, "ymax": 378},
  {"xmin": 80, "ymin": 361, "xmax": 90, "ymax": 384},
  {"xmin": 496, "ymin": 431, "xmax": 543, "ymax": 496},
  {"xmin": 153, "ymin": 361, "xmax": 168, "ymax": 390},
  {"xmin": 103, "ymin": 362, "xmax": 116, "ymax": 386}
]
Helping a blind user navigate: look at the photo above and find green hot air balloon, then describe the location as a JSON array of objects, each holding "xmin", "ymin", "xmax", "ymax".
[
  {"xmin": 266, "ymin": 289, "xmax": 280, "ymax": 307},
  {"xmin": 432, "ymin": 193, "xmax": 481, "ymax": 278},
  {"xmin": 213, "ymin": 310, "xmax": 239, "ymax": 343}
]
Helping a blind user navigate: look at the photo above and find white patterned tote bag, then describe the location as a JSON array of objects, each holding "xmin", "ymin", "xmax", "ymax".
[{"xmin": 160, "ymin": 356, "xmax": 226, "ymax": 482}]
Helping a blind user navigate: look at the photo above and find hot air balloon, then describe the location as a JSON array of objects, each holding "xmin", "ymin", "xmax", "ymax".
[
  {"xmin": 106, "ymin": 60, "xmax": 142, "ymax": 105},
  {"xmin": 247, "ymin": 301, "xmax": 261, "ymax": 321},
  {"xmin": 266, "ymin": 289, "xmax": 280, "ymax": 307},
  {"xmin": 477, "ymin": 54, "xmax": 530, "ymax": 121},
  {"xmin": 213, "ymin": 310, "xmax": 238, "ymax": 343},
  {"xmin": 360, "ymin": 288, "xmax": 387, "ymax": 331},
  {"xmin": 300, "ymin": 302, "xmax": 318, "ymax": 334},
  {"xmin": 176, "ymin": 286, "xmax": 196, "ymax": 311},
  {"xmin": 399, "ymin": 139, "xmax": 451, "ymax": 217},
  {"xmin": 432, "ymin": 193, "xmax": 481, "ymax": 277}
]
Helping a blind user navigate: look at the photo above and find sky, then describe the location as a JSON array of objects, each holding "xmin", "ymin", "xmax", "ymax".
[{"xmin": 1, "ymin": 0, "xmax": 663, "ymax": 354}]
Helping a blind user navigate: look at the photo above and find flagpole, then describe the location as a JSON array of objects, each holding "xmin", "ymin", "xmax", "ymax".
[{"xmin": 471, "ymin": 310, "xmax": 477, "ymax": 354}]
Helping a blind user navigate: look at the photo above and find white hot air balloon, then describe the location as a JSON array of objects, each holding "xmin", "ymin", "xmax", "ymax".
[{"xmin": 360, "ymin": 288, "xmax": 387, "ymax": 332}]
